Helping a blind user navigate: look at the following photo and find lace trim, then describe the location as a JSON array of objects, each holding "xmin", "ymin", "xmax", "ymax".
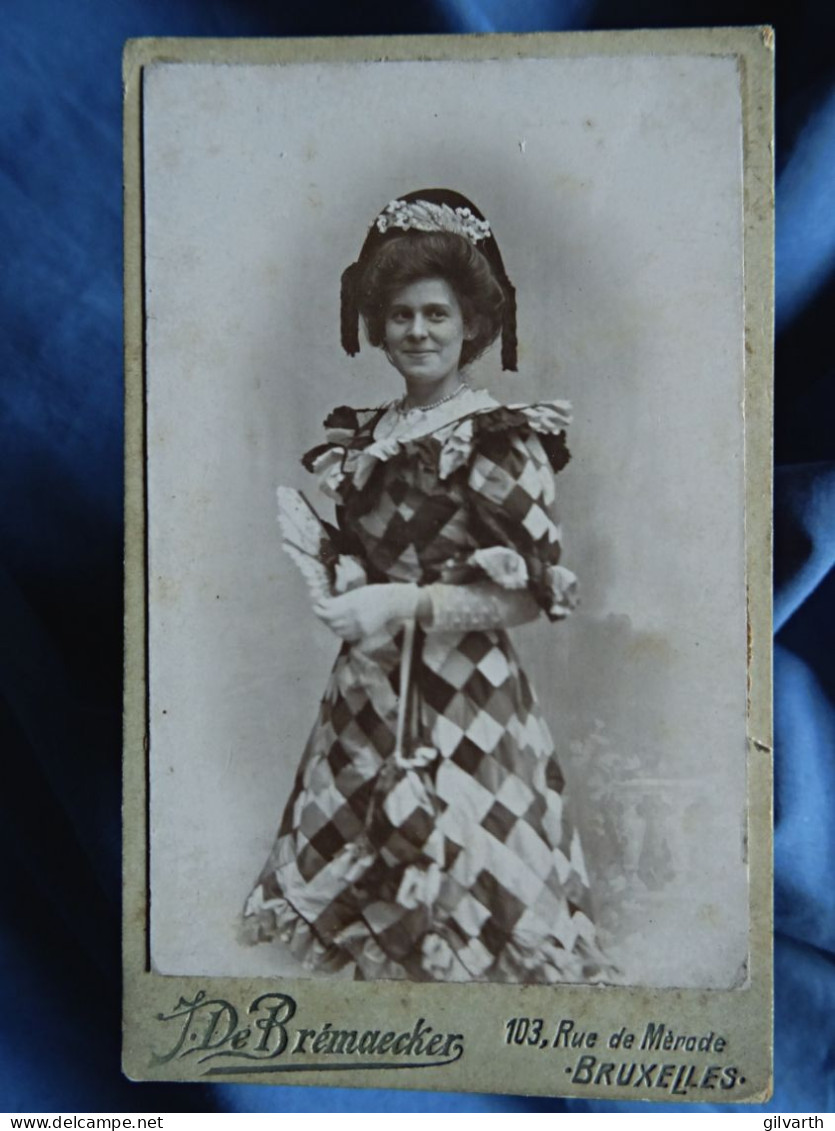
[{"xmin": 240, "ymin": 884, "xmax": 617, "ymax": 984}]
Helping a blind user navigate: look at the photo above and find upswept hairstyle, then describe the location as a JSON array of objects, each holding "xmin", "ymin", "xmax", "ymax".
[
  {"xmin": 357, "ymin": 231, "xmax": 506, "ymax": 369},
  {"xmin": 340, "ymin": 189, "xmax": 518, "ymax": 370}
]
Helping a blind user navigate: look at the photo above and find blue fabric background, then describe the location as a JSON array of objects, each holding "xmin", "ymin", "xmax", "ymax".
[{"xmin": 2, "ymin": 0, "xmax": 833, "ymax": 1114}]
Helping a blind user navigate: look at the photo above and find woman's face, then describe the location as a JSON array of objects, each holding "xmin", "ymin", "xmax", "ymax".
[{"xmin": 383, "ymin": 277, "xmax": 471, "ymax": 389}]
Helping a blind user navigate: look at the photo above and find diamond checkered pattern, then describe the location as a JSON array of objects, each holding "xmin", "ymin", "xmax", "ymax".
[{"xmin": 243, "ymin": 405, "xmax": 609, "ymax": 982}]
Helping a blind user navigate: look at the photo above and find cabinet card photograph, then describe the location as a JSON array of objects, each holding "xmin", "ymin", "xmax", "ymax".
[{"xmin": 124, "ymin": 29, "xmax": 773, "ymax": 1100}]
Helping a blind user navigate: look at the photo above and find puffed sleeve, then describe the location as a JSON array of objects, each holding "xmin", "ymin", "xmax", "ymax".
[
  {"xmin": 301, "ymin": 405, "xmax": 372, "ymax": 500},
  {"xmin": 299, "ymin": 404, "xmax": 384, "ymax": 558},
  {"xmin": 456, "ymin": 406, "xmax": 578, "ymax": 621}
]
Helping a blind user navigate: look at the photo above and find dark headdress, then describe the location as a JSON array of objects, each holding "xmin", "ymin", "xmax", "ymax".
[{"xmin": 340, "ymin": 188, "xmax": 518, "ymax": 372}]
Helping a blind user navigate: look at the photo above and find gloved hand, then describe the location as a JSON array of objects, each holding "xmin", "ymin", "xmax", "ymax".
[{"xmin": 314, "ymin": 583, "xmax": 422, "ymax": 641}]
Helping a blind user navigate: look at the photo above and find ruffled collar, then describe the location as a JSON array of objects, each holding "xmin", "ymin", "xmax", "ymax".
[
  {"xmin": 303, "ymin": 395, "xmax": 573, "ymax": 498},
  {"xmin": 373, "ymin": 386, "xmax": 498, "ymax": 444}
]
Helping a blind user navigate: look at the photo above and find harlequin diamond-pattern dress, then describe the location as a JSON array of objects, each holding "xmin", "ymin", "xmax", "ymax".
[{"xmin": 242, "ymin": 389, "xmax": 611, "ymax": 983}]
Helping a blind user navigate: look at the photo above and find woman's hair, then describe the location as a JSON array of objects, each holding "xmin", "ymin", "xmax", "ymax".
[{"xmin": 357, "ymin": 231, "xmax": 506, "ymax": 368}]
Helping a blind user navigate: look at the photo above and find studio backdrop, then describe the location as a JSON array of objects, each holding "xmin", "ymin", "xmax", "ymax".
[{"xmin": 143, "ymin": 51, "xmax": 747, "ymax": 988}]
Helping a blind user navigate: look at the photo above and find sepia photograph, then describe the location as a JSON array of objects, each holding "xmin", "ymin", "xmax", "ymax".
[{"xmin": 124, "ymin": 30, "xmax": 772, "ymax": 1097}]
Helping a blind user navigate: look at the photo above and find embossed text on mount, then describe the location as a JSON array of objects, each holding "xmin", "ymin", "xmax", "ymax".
[{"xmin": 152, "ymin": 991, "xmax": 465, "ymax": 1075}]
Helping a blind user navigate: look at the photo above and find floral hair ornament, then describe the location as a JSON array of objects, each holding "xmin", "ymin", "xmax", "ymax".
[
  {"xmin": 375, "ymin": 199, "xmax": 492, "ymax": 244},
  {"xmin": 340, "ymin": 187, "xmax": 518, "ymax": 371}
]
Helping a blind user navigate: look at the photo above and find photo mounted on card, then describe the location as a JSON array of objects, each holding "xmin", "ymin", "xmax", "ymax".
[{"xmin": 123, "ymin": 29, "xmax": 773, "ymax": 1100}]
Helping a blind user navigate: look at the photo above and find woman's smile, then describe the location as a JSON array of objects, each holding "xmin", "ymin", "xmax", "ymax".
[{"xmin": 383, "ymin": 277, "xmax": 473, "ymax": 403}]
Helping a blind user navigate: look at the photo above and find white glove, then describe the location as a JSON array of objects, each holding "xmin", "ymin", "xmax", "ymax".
[{"xmin": 314, "ymin": 583, "xmax": 421, "ymax": 642}]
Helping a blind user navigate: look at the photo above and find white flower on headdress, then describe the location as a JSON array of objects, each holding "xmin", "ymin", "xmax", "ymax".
[
  {"xmin": 397, "ymin": 863, "xmax": 443, "ymax": 912},
  {"xmin": 375, "ymin": 199, "xmax": 492, "ymax": 245},
  {"xmin": 545, "ymin": 564, "xmax": 579, "ymax": 618},
  {"xmin": 469, "ymin": 546, "xmax": 529, "ymax": 590}
]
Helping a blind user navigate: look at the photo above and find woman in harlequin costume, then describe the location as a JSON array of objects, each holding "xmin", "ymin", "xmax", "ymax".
[{"xmin": 242, "ymin": 189, "xmax": 613, "ymax": 983}]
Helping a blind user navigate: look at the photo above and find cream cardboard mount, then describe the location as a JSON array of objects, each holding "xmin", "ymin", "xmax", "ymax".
[{"xmin": 123, "ymin": 28, "xmax": 773, "ymax": 1100}]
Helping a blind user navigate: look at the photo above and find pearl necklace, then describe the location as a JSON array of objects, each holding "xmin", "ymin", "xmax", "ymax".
[{"xmin": 397, "ymin": 381, "xmax": 469, "ymax": 415}]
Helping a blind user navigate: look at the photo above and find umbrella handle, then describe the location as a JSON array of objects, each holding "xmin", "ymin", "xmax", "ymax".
[{"xmin": 393, "ymin": 619, "xmax": 416, "ymax": 764}]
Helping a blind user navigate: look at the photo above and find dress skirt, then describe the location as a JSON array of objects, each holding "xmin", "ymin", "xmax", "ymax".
[{"xmin": 243, "ymin": 625, "xmax": 605, "ymax": 983}]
